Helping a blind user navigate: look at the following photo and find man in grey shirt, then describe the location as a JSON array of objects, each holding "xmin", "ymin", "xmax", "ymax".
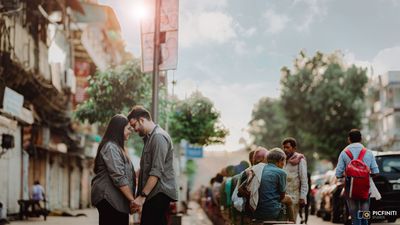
[{"xmin": 128, "ymin": 105, "xmax": 178, "ymax": 225}]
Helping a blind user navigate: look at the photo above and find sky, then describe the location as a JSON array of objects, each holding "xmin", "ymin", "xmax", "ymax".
[{"xmin": 98, "ymin": 0, "xmax": 400, "ymax": 151}]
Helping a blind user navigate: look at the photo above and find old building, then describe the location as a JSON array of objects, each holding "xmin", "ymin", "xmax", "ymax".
[
  {"xmin": 0, "ymin": 0, "xmax": 125, "ymax": 217},
  {"xmin": 366, "ymin": 71, "xmax": 400, "ymax": 151}
]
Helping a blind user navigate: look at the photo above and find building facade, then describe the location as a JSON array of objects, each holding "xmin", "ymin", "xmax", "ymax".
[
  {"xmin": 0, "ymin": 0, "xmax": 125, "ymax": 217},
  {"xmin": 366, "ymin": 71, "xmax": 400, "ymax": 151}
]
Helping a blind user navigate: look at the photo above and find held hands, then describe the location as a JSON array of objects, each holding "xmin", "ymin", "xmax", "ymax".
[
  {"xmin": 129, "ymin": 200, "xmax": 138, "ymax": 214},
  {"xmin": 130, "ymin": 196, "xmax": 146, "ymax": 214},
  {"xmin": 299, "ymin": 198, "xmax": 306, "ymax": 207}
]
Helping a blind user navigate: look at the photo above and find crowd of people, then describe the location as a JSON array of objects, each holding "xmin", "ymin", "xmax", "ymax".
[
  {"xmin": 199, "ymin": 129, "xmax": 379, "ymax": 225},
  {"xmin": 199, "ymin": 138, "xmax": 309, "ymax": 225}
]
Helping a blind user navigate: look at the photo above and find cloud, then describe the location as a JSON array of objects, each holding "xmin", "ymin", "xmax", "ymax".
[
  {"xmin": 293, "ymin": 0, "xmax": 330, "ymax": 32},
  {"xmin": 263, "ymin": 9, "xmax": 290, "ymax": 34},
  {"xmin": 372, "ymin": 46, "xmax": 400, "ymax": 75},
  {"xmin": 180, "ymin": 0, "xmax": 228, "ymax": 11},
  {"xmin": 345, "ymin": 46, "xmax": 400, "ymax": 75},
  {"xmin": 234, "ymin": 41, "xmax": 247, "ymax": 55},
  {"xmin": 180, "ymin": 11, "xmax": 237, "ymax": 47},
  {"xmin": 171, "ymin": 77, "xmax": 279, "ymax": 151},
  {"xmin": 243, "ymin": 27, "xmax": 257, "ymax": 37}
]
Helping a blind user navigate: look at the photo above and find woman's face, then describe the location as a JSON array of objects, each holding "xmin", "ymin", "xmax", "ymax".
[{"xmin": 124, "ymin": 124, "xmax": 133, "ymax": 140}]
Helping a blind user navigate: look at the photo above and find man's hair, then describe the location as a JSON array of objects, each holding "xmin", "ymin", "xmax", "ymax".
[
  {"xmin": 253, "ymin": 147, "xmax": 269, "ymax": 164},
  {"xmin": 34, "ymin": 181, "xmax": 40, "ymax": 185},
  {"xmin": 127, "ymin": 105, "xmax": 152, "ymax": 121},
  {"xmin": 267, "ymin": 148, "xmax": 286, "ymax": 164},
  {"xmin": 348, "ymin": 129, "xmax": 362, "ymax": 143},
  {"xmin": 282, "ymin": 137, "xmax": 297, "ymax": 148}
]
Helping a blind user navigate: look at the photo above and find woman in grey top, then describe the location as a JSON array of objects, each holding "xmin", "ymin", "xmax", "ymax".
[{"xmin": 91, "ymin": 114, "xmax": 136, "ymax": 225}]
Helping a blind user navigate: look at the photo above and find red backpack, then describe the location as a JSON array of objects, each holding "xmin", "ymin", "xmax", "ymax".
[{"xmin": 344, "ymin": 148, "xmax": 370, "ymax": 200}]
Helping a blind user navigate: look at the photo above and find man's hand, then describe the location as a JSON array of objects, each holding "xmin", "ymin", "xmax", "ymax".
[
  {"xmin": 131, "ymin": 196, "xmax": 146, "ymax": 211},
  {"xmin": 299, "ymin": 198, "xmax": 306, "ymax": 206}
]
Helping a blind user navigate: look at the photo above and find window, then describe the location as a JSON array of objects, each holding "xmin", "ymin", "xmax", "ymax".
[{"xmin": 379, "ymin": 156, "xmax": 400, "ymax": 173}]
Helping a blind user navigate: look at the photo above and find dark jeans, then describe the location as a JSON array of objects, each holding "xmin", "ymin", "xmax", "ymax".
[
  {"xmin": 141, "ymin": 193, "xmax": 172, "ymax": 225},
  {"xmin": 96, "ymin": 199, "xmax": 129, "ymax": 225},
  {"xmin": 347, "ymin": 198, "xmax": 370, "ymax": 225}
]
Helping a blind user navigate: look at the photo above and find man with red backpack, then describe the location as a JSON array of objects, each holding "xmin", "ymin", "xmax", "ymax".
[{"xmin": 335, "ymin": 129, "xmax": 379, "ymax": 225}]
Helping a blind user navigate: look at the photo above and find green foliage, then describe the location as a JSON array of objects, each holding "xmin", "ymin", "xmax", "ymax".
[
  {"xmin": 169, "ymin": 91, "xmax": 229, "ymax": 145},
  {"xmin": 74, "ymin": 60, "xmax": 152, "ymax": 125},
  {"xmin": 280, "ymin": 51, "xmax": 368, "ymax": 164},
  {"xmin": 248, "ymin": 97, "xmax": 287, "ymax": 149},
  {"xmin": 73, "ymin": 60, "xmax": 170, "ymax": 156}
]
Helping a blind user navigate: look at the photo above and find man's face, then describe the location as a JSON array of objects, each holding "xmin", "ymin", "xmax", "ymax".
[
  {"xmin": 277, "ymin": 159, "xmax": 286, "ymax": 168},
  {"xmin": 129, "ymin": 118, "xmax": 146, "ymax": 137},
  {"xmin": 283, "ymin": 143, "xmax": 296, "ymax": 156}
]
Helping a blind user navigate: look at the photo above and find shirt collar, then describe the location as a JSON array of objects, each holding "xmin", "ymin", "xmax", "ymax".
[
  {"xmin": 346, "ymin": 142, "xmax": 364, "ymax": 149},
  {"xmin": 143, "ymin": 125, "xmax": 158, "ymax": 142}
]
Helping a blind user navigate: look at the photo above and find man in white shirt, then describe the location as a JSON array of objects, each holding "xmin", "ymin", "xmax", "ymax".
[{"xmin": 282, "ymin": 137, "xmax": 308, "ymax": 223}]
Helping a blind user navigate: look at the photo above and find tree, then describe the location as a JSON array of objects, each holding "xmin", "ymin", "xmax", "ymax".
[
  {"xmin": 280, "ymin": 51, "xmax": 368, "ymax": 164},
  {"xmin": 168, "ymin": 91, "xmax": 229, "ymax": 146},
  {"xmin": 74, "ymin": 60, "xmax": 152, "ymax": 124},
  {"xmin": 74, "ymin": 59, "xmax": 169, "ymax": 155},
  {"xmin": 248, "ymin": 97, "xmax": 287, "ymax": 149}
]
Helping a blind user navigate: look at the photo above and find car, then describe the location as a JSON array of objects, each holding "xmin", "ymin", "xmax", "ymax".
[
  {"xmin": 310, "ymin": 174, "xmax": 326, "ymax": 215},
  {"xmin": 370, "ymin": 151, "xmax": 400, "ymax": 223}
]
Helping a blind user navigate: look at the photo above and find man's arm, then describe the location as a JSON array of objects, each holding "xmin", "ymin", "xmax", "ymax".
[
  {"xmin": 335, "ymin": 151, "xmax": 346, "ymax": 178},
  {"xmin": 369, "ymin": 151, "xmax": 380, "ymax": 175},
  {"xmin": 133, "ymin": 176, "xmax": 159, "ymax": 207},
  {"xmin": 299, "ymin": 159, "xmax": 308, "ymax": 204},
  {"xmin": 133, "ymin": 134, "xmax": 168, "ymax": 207},
  {"xmin": 40, "ymin": 186, "xmax": 46, "ymax": 200}
]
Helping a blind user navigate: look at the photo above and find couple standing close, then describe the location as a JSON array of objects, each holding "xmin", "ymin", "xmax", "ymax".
[{"xmin": 91, "ymin": 105, "xmax": 178, "ymax": 225}]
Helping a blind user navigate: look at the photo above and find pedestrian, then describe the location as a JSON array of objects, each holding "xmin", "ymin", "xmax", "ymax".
[
  {"xmin": 30, "ymin": 181, "xmax": 46, "ymax": 211},
  {"xmin": 282, "ymin": 137, "xmax": 309, "ymax": 223},
  {"xmin": 335, "ymin": 129, "xmax": 379, "ymax": 225},
  {"xmin": 253, "ymin": 148, "xmax": 294, "ymax": 222},
  {"xmin": 91, "ymin": 114, "xmax": 136, "ymax": 225},
  {"xmin": 128, "ymin": 105, "xmax": 178, "ymax": 225},
  {"xmin": 31, "ymin": 181, "xmax": 45, "ymax": 201}
]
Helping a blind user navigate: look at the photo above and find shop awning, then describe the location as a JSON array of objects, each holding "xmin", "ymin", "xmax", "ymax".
[{"xmin": 71, "ymin": 2, "xmax": 120, "ymax": 30}]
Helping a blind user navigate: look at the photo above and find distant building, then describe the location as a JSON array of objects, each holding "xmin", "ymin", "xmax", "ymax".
[{"xmin": 365, "ymin": 71, "xmax": 400, "ymax": 151}]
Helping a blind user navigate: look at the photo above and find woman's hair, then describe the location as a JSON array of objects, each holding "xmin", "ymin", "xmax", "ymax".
[{"xmin": 94, "ymin": 114, "xmax": 128, "ymax": 172}]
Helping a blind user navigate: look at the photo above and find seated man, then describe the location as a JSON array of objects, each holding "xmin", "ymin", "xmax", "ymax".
[{"xmin": 253, "ymin": 148, "xmax": 294, "ymax": 222}]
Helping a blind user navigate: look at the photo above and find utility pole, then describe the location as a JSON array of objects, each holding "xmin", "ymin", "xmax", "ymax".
[{"xmin": 151, "ymin": 0, "xmax": 162, "ymax": 123}]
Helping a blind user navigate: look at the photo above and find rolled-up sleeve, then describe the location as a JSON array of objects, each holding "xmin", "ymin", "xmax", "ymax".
[
  {"xmin": 101, "ymin": 143, "xmax": 129, "ymax": 187},
  {"xmin": 149, "ymin": 134, "xmax": 168, "ymax": 179},
  {"xmin": 369, "ymin": 152, "xmax": 380, "ymax": 174}
]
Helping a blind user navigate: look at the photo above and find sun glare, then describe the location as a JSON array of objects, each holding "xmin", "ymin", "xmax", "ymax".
[{"xmin": 132, "ymin": 2, "xmax": 149, "ymax": 20}]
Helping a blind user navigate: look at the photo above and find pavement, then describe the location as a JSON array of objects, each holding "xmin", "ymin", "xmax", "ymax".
[
  {"xmin": 7, "ymin": 201, "xmax": 212, "ymax": 225},
  {"xmin": 6, "ymin": 203, "xmax": 399, "ymax": 225}
]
